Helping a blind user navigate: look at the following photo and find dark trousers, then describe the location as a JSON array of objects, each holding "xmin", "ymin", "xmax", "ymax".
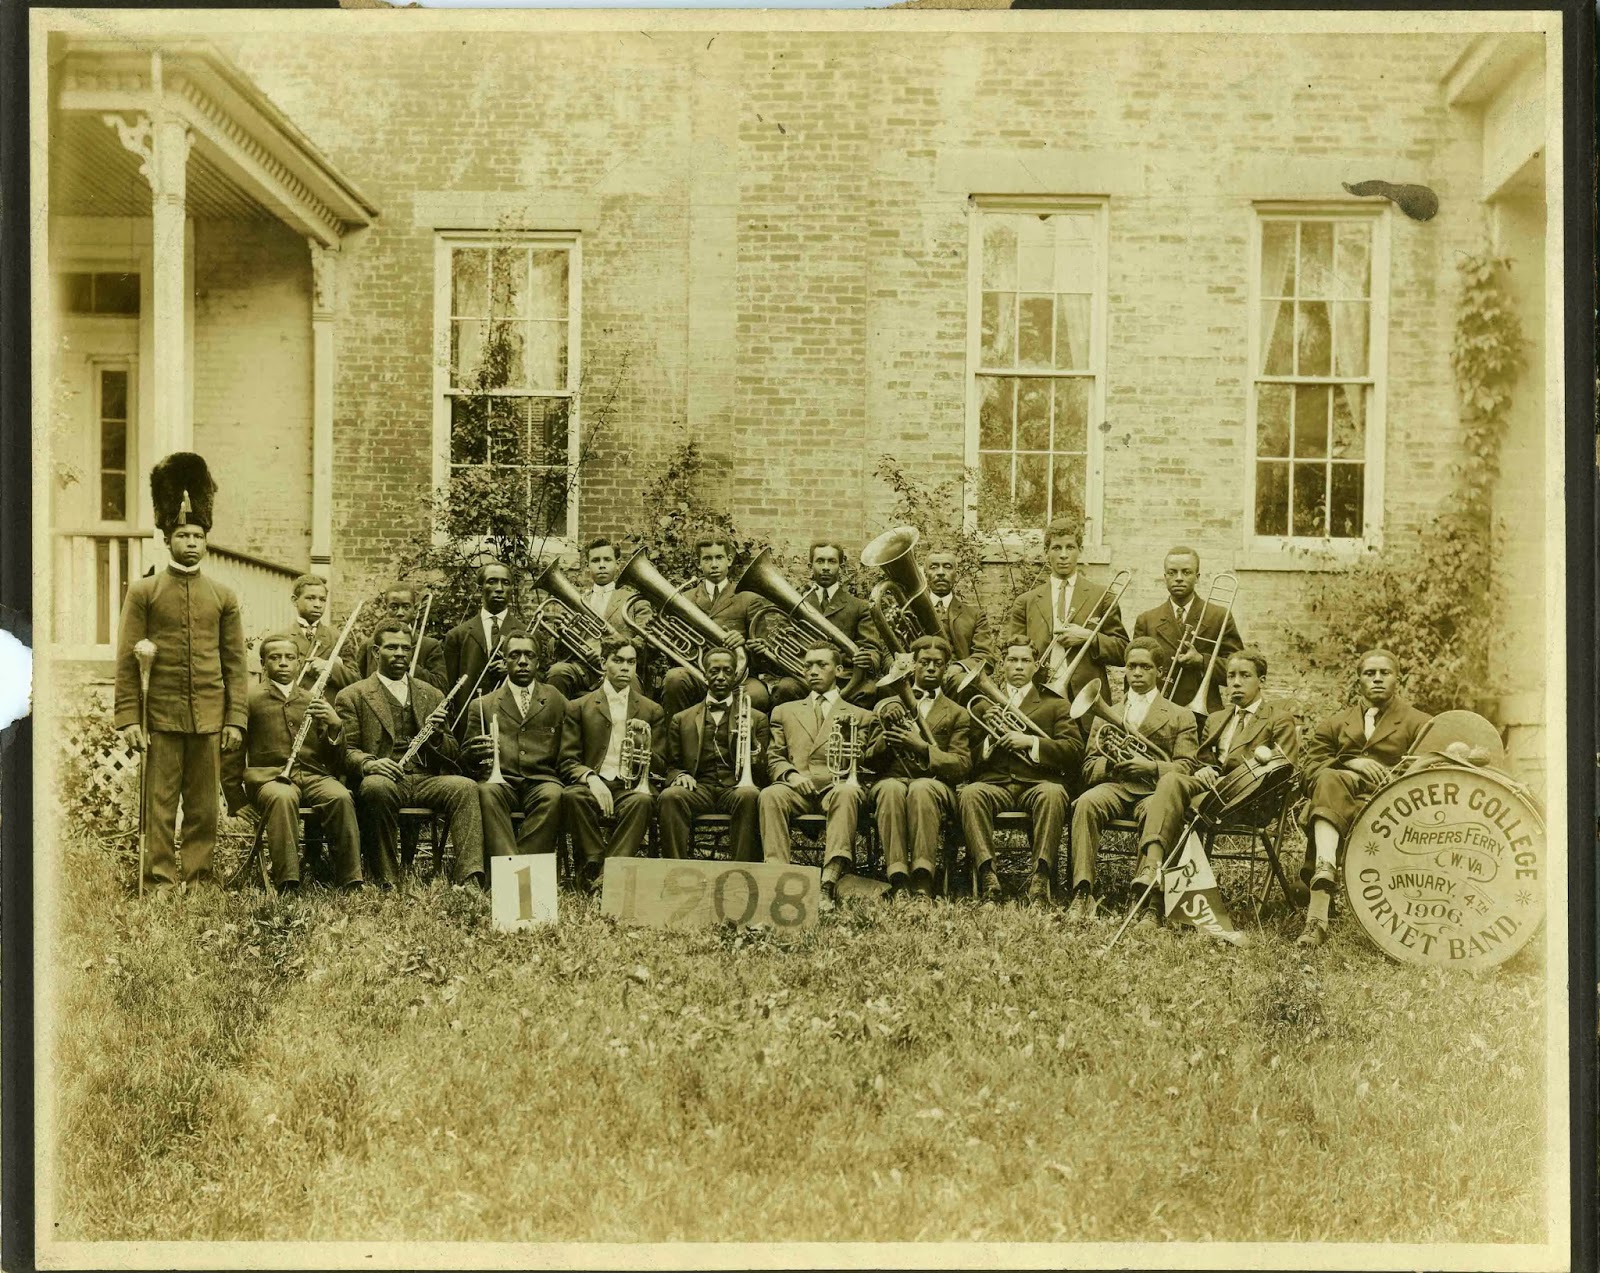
[
  {"xmin": 480, "ymin": 774, "xmax": 566, "ymax": 859},
  {"xmin": 1140, "ymin": 771, "xmax": 1213, "ymax": 860},
  {"xmin": 759, "ymin": 778, "xmax": 866, "ymax": 868},
  {"xmin": 252, "ymin": 772, "xmax": 361, "ymax": 886},
  {"xmin": 872, "ymin": 777, "xmax": 954, "ymax": 879},
  {"xmin": 657, "ymin": 782, "xmax": 761, "ymax": 861},
  {"xmin": 545, "ymin": 661, "xmax": 596, "ymax": 700},
  {"xmin": 1070, "ymin": 779, "xmax": 1155, "ymax": 887},
  {"xmin": 959, "ymin": 779, "xmax": 1070, "ymax": 875},
  {"xmin": 355, "ymin": 772, "xmax": 483, "ymax": 886},
  {"xmin": 1302, "ymin": 768, "xmax": 1369, "ymax": 838},
  {"xmin": 563, "ymin": 776, "xmax": 655, "ymax": 886},
  {"xmin": 661, "ymin": 668, "xmax": 770, "ymax": 719},
  {"xmin": 144, "ymin": 730, "xmax": 220, "ymax": 886}
]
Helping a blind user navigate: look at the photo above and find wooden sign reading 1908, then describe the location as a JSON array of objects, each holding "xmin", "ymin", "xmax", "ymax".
[{"xmin": 601, "ymin": 858, "xmax": 821, "ymax": 933}]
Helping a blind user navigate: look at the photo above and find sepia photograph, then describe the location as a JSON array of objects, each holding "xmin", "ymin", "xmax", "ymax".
[{"xmin": 25, "ymin": 5, "xmax": 1576, "ymax": 1268}]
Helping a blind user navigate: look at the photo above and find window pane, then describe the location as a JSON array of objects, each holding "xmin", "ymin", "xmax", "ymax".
[
  {"xmin": 451, "ymin": 319, "xmax": 485, "ymax": 388},
  {"xmin": 1295, "ymin": 302, "xmax": 1332, "ymax": 376},
  {"xmin": 484, "ymin": 321, "xmax": 526, "ymax": 390},
  {"xmin": 977, "ymin": 453, "xmax": 1013, "ymax": 529},
  {"xmin": 1016, "ymin": 217, "xmax": 1054, "ymax": 291},
  {"xmin": 490, "ymin": 249, "xmax": 527, "ymax": 318},
  {"xmin": 96, "ymin": 273, "xmax": 140, "ymax": 315},
  {"xmin": 529, "ymin": 398, "xmax": 572, "ymax": 466},
  {"xmin": 981, "ymin": 292, "xmax": 1015, "ymax": 367},
  {"xmin": 1255, "ymin": 462, "xmax": 1289, "ymax": 536},
  {"xmin": 528, "ymin": 251, "xmax": 569, "ymax": 319},
  {"xmin": 1261, "ymin": 302, "xmax": 1294, "ymax": 375},
  {"xmin": 1055, "ymin": 294, "xmax": 1091, "ymax": 371},
  {"xmin": 1257, "ymin": 383, "xmax": 1291, "ymax": 456},
  {"xmin": 1015, "ymin": 454, "xmax": 1047, "ymax": 524},
  {"xmin": 1049, "ymin": 454, "xmax": 1084, "ymax": 523},
  {"xmin": 450, "ymin": 397, "xmax": 489, "ymax": 465},
  {"xmin": 487, "ymin": 400, "xmax": 525, "ymax": 466},
  {"xmin": 1291, "ymin": 462, "xmax": 1328, "ymax": 537},
  {"xmin": 526, "ymin": 321, "xmax": 568, "ymax": 391},
  {"xmin": 1329, "ymin": 463, "xmax": 1365, "ymax": 537},
  {"xmin": 530, "ymin": 470, "xmax": 570, "ymax": 538},
  {"xmin": 982, "ymin": 218, "xmax": 1017, "ymax": 291},
  {"xmin": 1260, "ymin": 222, "xmax": 1296, "ymax": 297},
  {"xmin": 1334, "ymin": 224, "xmax": 1371, "ymax": 299},
  {"xmin": 61, "ymin": 272, "xmax": 95, "ymax": 313},
  {"xmin": 1299, "ymin": 222, "xmax": 1335, "ymax": 298},
  {"xmin": 1017, "ymin": 295, "xmax": 1054, "ymax": 369},
  {"xmin": 978, "ymin": 377, "xmax": 1012, "ymax": 451},
  {"xmin": 100, "ymin": 474, "xmax": 126, "ymax": 521},
  {"xmin": 100, "ymin": 417, "xmax": 126, "ymax": 471},
  {"xmin": 100, "ymin": 369, "xmax": 128, "ymax": 421},
  {"xmin": 1016, "ymin": 378, "xmax": 1050, "ymax": 451},
  {"xmin": 1331, "ymin": 301, "xmax": 1369, "ymax": 377},
  {"xmin": 452, "ymin": 249, "xmax": 489, "ymax": 316},
  {"xmin": 1054, "ymin": 378, "xmax": 1089, "ymax": 452},
  {"xmin": 1292, "ymin": 385, "xmax": 1330, "ymax": 459},
  {"xmin": 1331, "ymin": 385, "xmax": 1366, "ymax": 458}
]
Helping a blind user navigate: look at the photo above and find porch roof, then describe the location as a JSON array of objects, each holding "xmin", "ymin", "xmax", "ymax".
[{"xmin": 52, "ymin": 41, "xmax": 378, "ymax": 245}]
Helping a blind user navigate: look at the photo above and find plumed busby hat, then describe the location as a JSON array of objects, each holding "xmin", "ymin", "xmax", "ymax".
[{"xmin": 150, "ymin": 452, "xmax": 216, "ymax": 535}]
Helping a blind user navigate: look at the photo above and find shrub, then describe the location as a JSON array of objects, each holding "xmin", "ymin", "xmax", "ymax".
[
  {"xmin": 622, "ymin": 435, "xmax": 762, "ymax": 584},
  {"xmin": 55, "ymin": 683, "xmax": 138, "ymax": 853}
]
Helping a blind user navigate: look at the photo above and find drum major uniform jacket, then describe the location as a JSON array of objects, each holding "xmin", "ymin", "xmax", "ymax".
[{"xmin": 113, "ymin": 565, "xmax": 249, "ymax": 735}]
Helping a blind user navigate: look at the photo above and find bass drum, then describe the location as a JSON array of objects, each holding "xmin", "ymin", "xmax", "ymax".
[{"xmin": 1341, "ymin": 763, "xmax": 1544, "ymax": 969}]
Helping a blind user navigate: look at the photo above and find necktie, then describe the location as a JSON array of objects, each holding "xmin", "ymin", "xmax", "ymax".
[
  {"xmin": 490, "ymin": 614, "xmax": 502, "ymax": 654},
  {"xmin": 1363, "ymin": 706, "xmax": 1378, "ymax": 741},
  {"xmin": 1220, "ymin": 706, "xmax": 1242, "ymax": 761},
  {"xmin": 937, "ymin": 600, "xmax": 952, "ymax": 639},
  {"xmin": 812, "ymin": 694, "xmax": 826, "ymax": 732}
]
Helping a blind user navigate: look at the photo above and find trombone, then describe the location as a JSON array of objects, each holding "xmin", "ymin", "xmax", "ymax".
[
  {"xmin": 408, "ymin": 590, "xmax": 434, "ymax": 679},
  {"xmin": 528, "ymin": 558, "xmax": 613, "ymax": 675},
  {"xmin": 1068, "ymin": 682, "xmax": 1171, "ymax": 765},
  {"xmin": 1043, "ymin": 569, "xmax": 1132, "ymax": 700},
  {"xmin": 1158, "ymin": 572, "xmax": 1239, "ymax": 710}
]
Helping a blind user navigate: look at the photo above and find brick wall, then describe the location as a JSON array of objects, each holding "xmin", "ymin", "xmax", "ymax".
[{"xmin": 206, "ymin": 29, "xmax": 1528, "ymax": 689}]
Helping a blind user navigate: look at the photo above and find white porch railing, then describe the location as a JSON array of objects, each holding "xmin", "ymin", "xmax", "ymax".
[{"xmin": 51, "ymin": 529, "xmax": 299, "ymax": 661}]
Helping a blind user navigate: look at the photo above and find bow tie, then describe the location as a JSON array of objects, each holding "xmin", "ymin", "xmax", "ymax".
[{"xmin": 913, "ymin": 688, "xmax": 931, "ymax": 701}]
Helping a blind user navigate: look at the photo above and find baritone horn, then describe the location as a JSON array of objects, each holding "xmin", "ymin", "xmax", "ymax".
[
  {"xmin": 1044, "ymin": 569, "xmax": 1132, "ymax": 699},
  {"xmin": 1068, "ymin": 682, "xmax": 1171, "ymax": 764},
  {"xmin": 616, "ymin": 548, "xmax": 737, "ymax": 686},
  {"xmin": 860, "ymin": 526, "xmax": 941, "ymax": 655},
  {"xmin": 943, "ymin": 658, "xmax": 1050, "ymax": 742},
  {"xmin": 528, "ymin": 558, "xmax": 613, "ymax": 675},
  {"xmin": 1158, "ymin": 571, "xmax": 1239, "ymax": 709},
  {"xmin": 733, "ymin": 548, "xmax": 866, "ymax": 688},
  {"xmin": 621, "ymin": 717, "xmax": 654, "ymax": 797}
]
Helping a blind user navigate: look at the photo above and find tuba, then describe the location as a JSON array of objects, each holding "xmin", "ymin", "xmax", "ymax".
[
  {"xmin": 1043, "ymin": 569, "xmax": 1133, "ymax": 700},
  {"xmin": 733, "ymin": 548, "xmax": 866, "ymax": 687},
  {"xmin": 860, "ymin": 526, "xmax": 941, "ymax": 655},
  {"xmin": 616, "ymin": 549, "xmax": 734, "ymax": 686},
  {"xmin": 620, "ymin": 717, "xmax": 654, "ymax": 797},
  {"xmin": 528, "ymin": 558, "xmax": 613, "ymax": 675},
  {"xmin": 1068, "ymin": 682, "xmax": 1170, "ymax": 765},
  {"xmin": 1158, "ymin": 572, "xmax": 1240, "ymax": 709},
  {"xmin": 943, "ymin": 658, "xmax": 1050, "ymax": 742},
  {"xmin": 825, "ymin": 715, "xmax": 863, "ymax": 790}
]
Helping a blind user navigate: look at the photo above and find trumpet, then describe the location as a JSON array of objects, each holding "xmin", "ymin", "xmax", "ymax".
[
  {"xmin": 400, "ymin": 673, "xmax": 472, "ymax": 772},
  {"xmin": 620, "ymin": 717, "xmax": 655, "ymax": 797},
  {"xmin": 860, "ymin": 526, "xmax": 941, "ymax": 654},
  {"xmin": 528, "ymin": 558, "xmax": 613, "ymax": 675},
  {"xmin": 943, "ymin": 658, "xmax": 1050, "ymax": 742},
  {"xmin": 1068, "ymin": 682, "xmax": 1171, "ymax": 765},
  {"xmin": 734, "ymin": 548, "xmax": 867, "ymax": 688},
  {"xmin": 825, "ymin": 715, "xmax": 863, "ymax": 789},
  {"xmin": 478, "ymin": 697, "xmax": 508, "ymax": 786},
  {"xmin": 1159, "ymin": 572, "xmax": 1239, "ymax": 710},
  {"xmin": 1043, "ymin": 569, "xmax": 1132, "ymax": 699},
  {"xmin": 733, "ymin": 681, "xmax": 758, "ymax": 791},
  {"xmin": 616, "ymin": 549, "xmax": 734, "ymax": 686}
]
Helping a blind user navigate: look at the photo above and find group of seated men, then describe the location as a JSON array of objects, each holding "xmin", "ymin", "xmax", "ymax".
[{"xmin": 236, "ymin": 520, "xmax": 1433, "ymax": 948}]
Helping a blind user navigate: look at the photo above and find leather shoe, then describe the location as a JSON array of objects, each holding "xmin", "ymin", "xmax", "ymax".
[
  {"xmin": 1309, "ymin": 863, "xmax": 1338, "ymax": 891},
  {"xmin": 1131, "ymin": 864, "xmax": 1158, "ymax": 892},
  {"xmin": 976, "ymin": 866, "xmax": 1002, "ymax": 905},
  {"xmin": 1065, "ymin": 887, "xmax": 1096, "ymax": 922},
  {"xmin": 1027, "ymin": 874, "xmax": 1053, "ymax": 908},
  {"xmin": 910, "ymin": 871, "xmax": 935, "ymax": 901},
  {"xmin": 819, "ymin": 879, "xmax": 838, "ymax": 912},
  {"xmin": 1296, "ymin": 918, "xmax": 1330, "ymax": 949}
]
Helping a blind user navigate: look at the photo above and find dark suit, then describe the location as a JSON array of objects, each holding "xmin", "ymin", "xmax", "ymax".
[
  {"xmin": 263, "ymin": 622, "xmax": 359, "ymax": 695},
  {"xmin": 1069, "ymin": 693, "xmax": 1200, "ymax": 888},
  {"xmin": 442, "ymin": 611, "xmax": 524, "ymax": 701},
  {"xmin": 114, "ymin": 565, "xmax": 248, "ymax": 887},
  {"xmin": 561, "ymin": 685, "xmax": 667, "ymax": 884},
  {"xmin": 659, "ymin": 580, "xmax": 770, "ymax": 717},
  {"xmin": 1300, "ymin": 696, "xmax": 1432, "ymax": 837},
  {"xmin": 929, "ymin": 594, "xmax": 995, "ymax": 669},
  {"xmin": 461, "ymin": 680, "xmax": 570, "ymax": 860},
  {"xmin": 760, "ymin": 693, "xmax": 881, "ymax": 869},
  {"xmin": 766, "ymin": 585, "xmax": 884, "ymax": 708},
  {"xmin": 1003, "ymin": 572, "xmax": 1130, "ymax": 701},
  {"xmin": 242, "ymin": 682, "xmax": 360, "ymax": 886},
  {"xmin": 360, "ymin": 634, "xmax": 447, "ymax": 692},
  {"xmin": 1138, "ymin": 698, "xmax": 1300, "ymax": 861},
  {"xmin": 659, "ymin": 697, "xmax": 770, "ymax": 862},
  {"xmin": 957, "ymin": 685, "xmax": 1084, "ymax": 878},
  {"xmin": 870, "ymin": 692, "xmax": 971, "ymax": 881},
  {"xmin": 546, "ymin": 584, "xmax": 638, "ymax": 699},
  {"xmin": 335, "ymin": 674, "xmax": 483, "ymax": 886},
  {"xmin": 1132, "ymin": 598, "xmax": 1243, "ymax": 717}
]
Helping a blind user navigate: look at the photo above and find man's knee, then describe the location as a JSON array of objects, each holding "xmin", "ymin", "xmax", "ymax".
[
  {"xmin": 358, "ymin": 775, "xmax": 399, "ymax": 806},
  {"xmin": 256, "ymin": 780, "xmax": 301, "ymax": 812},
  {"xmin": 1032, "ymin": 781, "xmax": 1069, "ymax": 814},
  {"xmin": 659, "ymin": 787, "xmax": 690, "ymax": 816},
  {"xmin": 1076, "ymin": 784, "xmax": 1122, "ymax": 816}
]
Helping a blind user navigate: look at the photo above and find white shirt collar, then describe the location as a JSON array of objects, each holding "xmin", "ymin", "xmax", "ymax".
[
  {"xmin": 814, "ymin": 583, "xmax": 837, "ymax": 604},
  {"xmin": 810, "ymin": 688, "xmax": 839, "ymax": 709},
  {"xmin": 604, "ymin": 681, "xmax": 631, "ymax": 707},
  {"xmin": 167, "ymin": 559, "xmax": 201, "ymax": 576},
  {"xmin": 1008, "ymin": 684, "xmax": 1030, "ymax": 707},
  {"xmin": 270, "ymin": 680, "xmax": 294, "ymax": 700},
  {"xmin": 377, "ymin": 672, "xmax": 409, "ymax": 700},
  {"xmin": 591, "ymin": 581, "xmax": 615, "ymax": 596},
  {"xmin": 481, "ymin": 607, "xmax": 507, "ymax": 624},
  {"xmin": 1238, "ymin": 699, "xmax": 1259, "ymax": 716},
  {"xmin": 1126, "ymin": 687, "xmax": 1155, "ymax": 705},
  {"xmin": 509, "ymin": 681, "xmax": 531, "ymax": 709}
]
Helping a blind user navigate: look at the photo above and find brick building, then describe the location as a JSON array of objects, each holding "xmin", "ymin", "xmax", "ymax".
[{"xmin": 39, "ymin": 17, "xmax": 1554, "ymax": 788}]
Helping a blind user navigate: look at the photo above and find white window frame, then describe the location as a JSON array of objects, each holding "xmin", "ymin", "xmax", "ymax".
[
  {"xmin": 431, "ymin": 230, "xmax": 582, "ymax": 553},
  {"xmin": 963, "ymin": 196, "xmax": 1111, "ymax": 561},
  {"xmin": 1244, "ymin": 203, "xmax": 1390, "ymax": 559},
  {"xmin": 90, "ymin": 357, "xmax": 137, "ymax": 528}
]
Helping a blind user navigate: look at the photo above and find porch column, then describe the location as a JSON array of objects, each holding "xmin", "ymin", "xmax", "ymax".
[
  {"xmin": 309, "ymin": 242, "xmax": 338, "ymax": 583},
  {"xmin": 102, "ymin": 110, "xmax": 192, "ymax": 458}
]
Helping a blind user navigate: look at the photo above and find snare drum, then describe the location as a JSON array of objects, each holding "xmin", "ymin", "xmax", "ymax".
[
  {"xmin": 1342, "ymin": 764, "xmax": 1544, "ymax": 969},
  {"xmin": 1196, "ymin": 748, "xmax": 1296, "ymax": 827}
]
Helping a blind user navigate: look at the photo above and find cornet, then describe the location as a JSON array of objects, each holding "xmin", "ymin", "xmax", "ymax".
[
  {"xmin": 1158, "ymin": 571, "xmax": 1239, "ymax": 710},
  {"xmin": 873, "ymin": 659, "xmax": 938, "ymax": 749},
  {"xmin": 733, "ymin": 688, "xmax": 758, "ymax": 791},
  {"xmin": 1044, "ymin": 569, "xmax": 1132, "ymax": 699},
  {"xmin": 825, "ymin": 715, "xmax": 863, "ymax": 790},
  {"xmin": 1068, "ymin": 682, "xmax": 1171, "ymax": 765},
  {"xmin": 620, "ymin": 717, "xmax": 655, "ymax": 797},
  {"xmin": 479, "ymin": 698, "xmax": 508, "ymax": 786}
]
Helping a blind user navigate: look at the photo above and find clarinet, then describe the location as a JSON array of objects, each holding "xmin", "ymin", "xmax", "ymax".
[
  {"xmin": 398, "ymin": 674, "xmax": 472, "ymax": 772},
  {"xmin": 278, "ymin": 603, "xmax": 365, "ymax": 782}
]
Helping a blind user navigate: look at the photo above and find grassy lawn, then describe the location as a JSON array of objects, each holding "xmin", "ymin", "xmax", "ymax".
[{"xmin": 47, "ymin": 835, "xmax": 1549, "ymax": 1246}]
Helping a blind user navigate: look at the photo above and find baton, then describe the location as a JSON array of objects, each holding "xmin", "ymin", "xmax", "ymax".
[{"xmin": 133, "ymin": 639, "xmax": 157, "ymax": 897}]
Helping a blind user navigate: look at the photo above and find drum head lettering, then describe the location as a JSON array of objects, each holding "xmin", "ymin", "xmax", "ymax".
[{"xmin": 1342, "ymin": 764, "xmax": 1544, "ymax": 969}]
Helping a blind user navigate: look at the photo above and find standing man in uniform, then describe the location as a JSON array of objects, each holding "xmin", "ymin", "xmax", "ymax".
[
  {"xmin": 1004, "ymin": 520, "xmax": 1128, "ymax": 700},
  {"xmin": 114, "ymin": 452, "xmax": 247, "ymax": 892},
  {"xmin": 1132, "ymin": 546, "xmax": 1243, "ymax": 720}
]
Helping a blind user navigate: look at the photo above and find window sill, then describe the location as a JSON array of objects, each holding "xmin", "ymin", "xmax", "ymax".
[
  {"xmin": 1234, "ymin": 543, "xmax": 1373, "ymax": 572},
  {"xmin": 976, "ymin": 531, "xmax": 1111, "ymax": 568}
]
